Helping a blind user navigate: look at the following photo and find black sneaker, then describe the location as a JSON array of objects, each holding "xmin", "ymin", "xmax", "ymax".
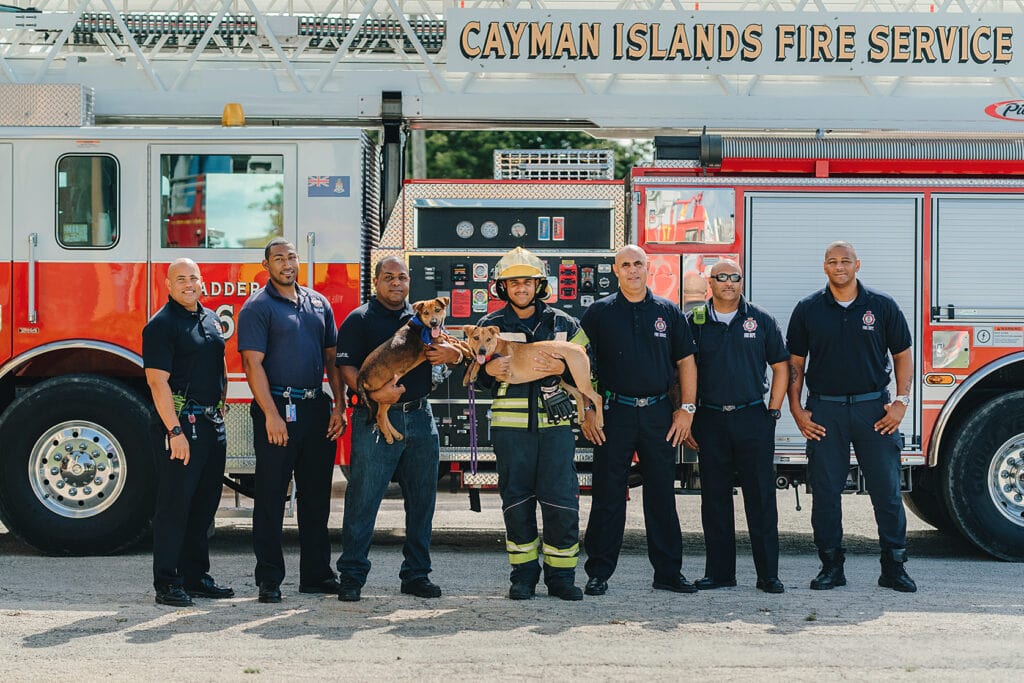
[
  {"xmin": 400, "ymin": 577, "xmax": 442, "ymax": 598},
  {"xmin": 155, "ymin": 585, "xmax": 194, "ymax": 607},
  {"xmin": 184, "ymin": 576, "xmax": 235, "ymax": 599}
]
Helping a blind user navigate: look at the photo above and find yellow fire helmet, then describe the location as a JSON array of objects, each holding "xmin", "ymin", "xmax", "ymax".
[{"xmin": 494, "ymin": 247, "xmax": 548, "ymax": 280}]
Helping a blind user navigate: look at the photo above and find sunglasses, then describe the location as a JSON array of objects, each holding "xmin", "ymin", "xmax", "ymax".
[{"xmin": 710, "ymin": 273, "xmax": 742, "ymax": 282}]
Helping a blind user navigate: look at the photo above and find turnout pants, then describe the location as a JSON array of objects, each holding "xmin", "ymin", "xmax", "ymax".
[
  {"xmin": 151, "ymin": 415, "xmax": 227, "ymax": 590},
  {"xmin": 584, "ymin": 401, "xmax": 683, "ymax": 583},
  {"xmin": 491, "ymin": 426, "xmax": 580, "ymax": 587},
  {"xmin": 692, "ymin": 405, "xmax": 779, "ymax": 582},
  {"xmin": 252, "ymin": 394, "xmax": 336, "ymax": 586},
  {"xmin": 805, "ymin": 396, "xmax": 907, "ymax": 551},
  {"xmin": 337, "ymin": 404, "xmax": 439, "ymax": 586}
]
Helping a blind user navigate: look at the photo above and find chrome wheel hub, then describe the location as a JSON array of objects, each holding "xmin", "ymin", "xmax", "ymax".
[
  {"xmin": 28, "ymin": 421, "xmax": 125, "ymax": 518},
  {"xmin": 988, "ymin": 434, "xmax": 1024, "ymax": 528}
]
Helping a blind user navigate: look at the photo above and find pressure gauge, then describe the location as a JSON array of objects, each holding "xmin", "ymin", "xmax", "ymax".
[
  {"xmin": 510, "ymin": 221, "xmax": 527, "ymax": 238},
  {"xmin": 480, "ymin": 220, "xmax": 499, "ymax": 239},
  {"xmin": 455, "ymin": 220, "xmax": 474, "ymax": 239}
]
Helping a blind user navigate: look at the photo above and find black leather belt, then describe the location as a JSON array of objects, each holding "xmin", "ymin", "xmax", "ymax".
[
  {"xmin": 269, "ymin": 385, "xmax": 321, "ymax": 400},
  {"xmin": 604, "ymin": 391, "xmax": 668, "ymax": 408},
  {"xmin": 698, "ymin": 400, "xmax": 764, "ymax": 412},
  {"xmin": 391, "ymin": 397, "xmax": 427, "ymax": 412},
  {"xmin": 810, "ymin": 391, "xmax": 884, "ymax": 404}
]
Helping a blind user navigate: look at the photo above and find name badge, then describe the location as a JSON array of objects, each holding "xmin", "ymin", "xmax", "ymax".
[{"xmin": 285, "ymin": 403, "xmax": 297, "ymax": 422}]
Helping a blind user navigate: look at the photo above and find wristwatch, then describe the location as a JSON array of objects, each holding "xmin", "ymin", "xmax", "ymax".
[
  {"xmin": 167, "ymin": 425, "xmax": 183, "ymax": 438},
  {"xmin": 894, "ymin": 395, "xmax": 911, "ymax": 407},
  {"xmin": 768, "ymin": 408, "xmax": 782, "ymax": 420},
  {"xmin": 679, "ymin": 403, "xmax": 697, "ymax": 414}
]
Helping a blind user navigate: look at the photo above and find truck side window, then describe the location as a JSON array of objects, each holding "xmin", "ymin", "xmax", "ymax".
[
  {"xmin": 643, "ymin": 188, "xmax": 736, "ymax": 245},
  {"xmin": 56, "ymin": 154, "xmax": 119, "ymax": 248},
  {"xmin": 160, "ymin": 154, "xmax": 284, "ymax": 248}
]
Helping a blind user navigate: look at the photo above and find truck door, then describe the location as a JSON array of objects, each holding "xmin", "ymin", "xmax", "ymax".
[
  {"xmin": 745, "ymin": 193, "xmax": 923, "ymax": 449},
  {"xmin": 0, "ymin": 144, "xmax": 11, "ymax": 365},
  {"xmin": 148, "ymin": 144, "xmax": 298, "ymax": 473}
]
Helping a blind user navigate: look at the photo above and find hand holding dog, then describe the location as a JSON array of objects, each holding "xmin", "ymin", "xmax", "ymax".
[
  {"xmin": 532, "ymin": 350, "xmax": 566, "ymax": 376},
  {"xmin": 485, "ymin": 356, "xmax": 512, "ymax": 382},
  {"xmin": 425, "ymin": 342, "xmax": 463, "ymax": 366}
]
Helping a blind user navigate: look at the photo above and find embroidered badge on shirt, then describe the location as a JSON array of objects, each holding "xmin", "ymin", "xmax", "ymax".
[
  {"xmin": 742, "ymin": 317, "xmax": 758, "ymax": 338},
  {"xmin": 862, "ymin": 310, "xmax": 876, "ymax": 330},
  {"xmin": 654, "ymin": 317, "xmax": 667, "ymax": 338}
]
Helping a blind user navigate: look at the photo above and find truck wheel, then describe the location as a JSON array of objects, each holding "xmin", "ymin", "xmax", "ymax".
[
  {"xmin": 904, "ymin": 465, "xmax": 959, "ymax": 535},
  {"xmin": 943, "ymin": 390, "xmax": 1024, "ymax": 561},
  {"xmin": 0, "ymin": 375, "xmax": 155, "ymax": 555}
]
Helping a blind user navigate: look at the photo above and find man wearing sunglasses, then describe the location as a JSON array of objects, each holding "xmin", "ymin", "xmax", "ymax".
[
  {"xmin": 787, "ymin": 241, "xmax": 916, "ymax": 593},
  {"xmin": 686, "ymin": 260, "xmax": 789, "ymax": 594}
]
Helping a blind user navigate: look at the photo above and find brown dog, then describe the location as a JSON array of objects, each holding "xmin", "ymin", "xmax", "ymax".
[
  {"xmin": 358, "ymin": 297, "xmax": 456, "ymax": 444},
  {"xmin": 461, "ymin": 324, "xmax": 604, "ymax": 430}
]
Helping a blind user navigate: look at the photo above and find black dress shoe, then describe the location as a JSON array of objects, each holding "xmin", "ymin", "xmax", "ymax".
[
  {"xmin": 299, "ymin": 577, "xmax": 342, "ymax": 594},
  {"xmin": 155, "ymin": 585, "xmax": 193, "ymax": 607},
  {"xmin": 756, "ymin": 577, "xmax": 786, "ymax": 594},
  {"xmin": 400, "ymin": 577, "xmax": 442, "ymax": 598},
  {"xmin": 547, "ymin": 583, "xmax": 584, "ymax": 601},
  {"xmin": 584, "ymin": 577, "xmax": 608, "ymax": 596},
  {"xmin": 508, "ymin": 582, "xmax": 536, "ymax": 600},
  {"xmin": 257, "ymin": 582, "xmax": 282, "ymax": 604},
  {"xmin": 184, "ymin": 576, "xmax": 235, "ymax": 599},
  {"xmin": 694, "ymin": 576, "xmax": 737, "ymax": 590},
  {"xmin": 652, "ymin": 575, "xmax": 698, "ymax": 594},
  {"xmin": 337, "ymin": 582, "xmax": 361, "ymax": 602}
]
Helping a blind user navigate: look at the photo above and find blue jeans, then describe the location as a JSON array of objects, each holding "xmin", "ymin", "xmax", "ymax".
[{"xmin": 337, "ymin": 403, "xmax": 439, "ymax": 586}]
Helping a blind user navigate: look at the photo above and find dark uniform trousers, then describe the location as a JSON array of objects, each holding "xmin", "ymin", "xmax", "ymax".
[
  {"xmin": 693, "ymin": 406, "xmax": 779, "ymax": 581},
  {"xmin": 491, "ymin": 426, "xmax": 579, "ymax": 587},
  {"xmin": 584, "ymin": 400, "xmax": 682, "ymax": 582},
  {"xmin": 151, "ymin": 416, "xmax": 226, "ymax": 590},
  {"xmin": 252, "ymin": 394, "xmax": 335, "ymax": 586},
  {"xmin": 806, "ymin": 396, "xmax": 907, "ymax": 551}
]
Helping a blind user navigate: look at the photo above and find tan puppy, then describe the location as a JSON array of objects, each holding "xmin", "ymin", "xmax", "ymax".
[
  {"xmin": 462, "ymin": 324, "xmax": 603, "ymax": 430},
  {"xmin": 358, "ymin": 297, "xmax": 453, "ymax": 444}
]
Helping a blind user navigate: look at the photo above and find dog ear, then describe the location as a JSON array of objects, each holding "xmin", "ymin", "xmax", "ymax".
[
  {"xmin": 412, "ymin": 299, "xmax": 426, "ymax": 314},
  {"xmin": 486, "ymin": 325, "xmax": 501, "ymax": 336},
  {"xmin": 438, "ymin": 296, "xmax": 450, "ymax": 308},
  {"xmin": 462, "ymin": 324, "xmax": 476, "ymax": 338}
]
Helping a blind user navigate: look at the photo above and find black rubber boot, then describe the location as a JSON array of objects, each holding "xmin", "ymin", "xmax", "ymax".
[
  {"xmin": 878, "ymin": 548, "xmax": 917, "ymax": 593},
  {"xmin": 809, "ymin": 547, "xmax": 847, "ymax": 590}
]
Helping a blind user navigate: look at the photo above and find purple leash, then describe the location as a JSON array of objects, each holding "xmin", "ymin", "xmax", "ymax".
[{"xmin": 466, "ymin": 380, "xmax": 478, "ymax": 475}]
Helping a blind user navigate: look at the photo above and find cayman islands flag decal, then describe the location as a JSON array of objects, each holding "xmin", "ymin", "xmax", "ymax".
[{"xmin": 307, "ymin": 175, "xmax": 350, "ymax": 197}]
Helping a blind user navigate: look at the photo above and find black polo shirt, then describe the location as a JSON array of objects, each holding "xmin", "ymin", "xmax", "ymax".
[
  {"xmin": 336, "ymin": 298, "xmax": 432, "ymax": 402},
  {"xmin": 581, "ymin": 288, "xmax": 695, "ymax": 397},
  {"xmin": 142, "ymin": 297, "xmax": 226, "ymax": 405},
  {"xmin": 687, "ymin": 297, "xmax": 789, "ymax": 406},
  {"xmin": 237, "ymin": 283, "xmax": 338, "ymax": 388},
  {"xmin": 787, "ymin": 281, "xmax": 912, "ymax": 396}
]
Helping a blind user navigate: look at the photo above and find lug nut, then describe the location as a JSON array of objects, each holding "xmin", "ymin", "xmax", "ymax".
[
  {"xmin": 68, "ymin": 488, "xmax": 77, "ymax": 495},
  {"xmin": 64, "ymin": 444, "xmax": 73, "ymax": 452},
  {"xmin": 50, "ymin": 467, "xmax": 59, "ymax": 475},
  {"xmin": 97, "ymin": 464, "xmax": 106, "ymax": 472},
  {"xmin": 83, "ymin": 486, "xmax": 91, "ymax": 495},
  {"xmin": 53, "ymin": 453, "xmax": 62, "ymax": 462},
  {"xmin": 1001, "ymin": 470, "xmax": 1010, "ymax": 479},
  {"xmin": 79, "ymin": 443, "xmax": 87, "ymax": 451},
  {"xmin": 91, "ymin": 450, "xmax": 100, "ymax": 457},
  {"xmin": 94, "ymin": 477, "xmax": 102, "ymax": 485},
  {"xmin": 1005, "ymin": 484, "xmax": 1014, "ymax": 493},
  {"xmin": 1014, "ymin": 494, "xmax": 1023, "ymax": 503},
  {"xmin": 56, "ymin": 481, "xmax": 65, "ymax": 489}
]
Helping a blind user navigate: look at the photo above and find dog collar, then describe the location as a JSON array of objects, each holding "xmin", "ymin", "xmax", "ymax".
[{"xmin": 409, "ymin": 315, "xmax": 437, "ymax": 346}]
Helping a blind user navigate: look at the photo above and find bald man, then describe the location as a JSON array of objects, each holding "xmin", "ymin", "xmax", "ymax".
[{"xmin": 143, "ymin": 258, "xmax": 233, "ymax": 607}]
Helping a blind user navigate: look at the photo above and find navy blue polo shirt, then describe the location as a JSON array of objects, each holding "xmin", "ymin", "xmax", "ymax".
[
  {"xmin": 336, "ymin": 298, "xmax": 432, "ymax": 402},
  {"xmin": 143, "ymin": 297, "xmax": 226, "ymax": 405},
  {"xmin": 687, "ymin": 297, "xmax": 789, "ymax": 406},
  {"xmin": 581, "ymin": 288, "xmax": 695, "ymax": 397},
  {"xmin": 787, "ymin": 282, "xmax": 912, "ymax": 396},
  {"xmin": 237, "ymin": 283, "xmax": 338, "ymax": 389}
]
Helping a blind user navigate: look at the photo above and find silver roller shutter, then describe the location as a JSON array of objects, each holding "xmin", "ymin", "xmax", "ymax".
[{"xmin": 745, "ymin": 193, "xmax": 921, "ymax": 446}]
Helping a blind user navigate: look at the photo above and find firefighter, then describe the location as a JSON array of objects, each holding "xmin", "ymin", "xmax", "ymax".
[
  {"xmin": 580, "ymin": 244, "xmax": 699, "ymax": 596},
  {"xmin": 143, "ymin": 258, "xmax": 233, "ymax": 607},
  {"xmin": 687, "ymin": 260, "xmax": 788, "ymax": 594},
  {"xmin": 474, "ymin": 247, "xmax": 590, "ymax": 601},
  {"xmin": 238, "ymin": 238, "xmax": 347, "ymax": 604},
  {"xmin": 787, "ymin": 241, "xmax": 917, "ymax": 593},
  {"xmin": 335, "ymin": 256, "xmax": 464, "ymax": 602}
]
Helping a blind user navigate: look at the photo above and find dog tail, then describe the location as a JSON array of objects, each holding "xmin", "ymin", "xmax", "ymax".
[{"xmin": 357, "ymin": 385, "xmax": 378, "ymax": 425}]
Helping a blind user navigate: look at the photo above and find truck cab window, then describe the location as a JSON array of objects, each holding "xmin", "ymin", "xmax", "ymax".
[
  {"xmin": 56, "ymin": 154, "xmax": 119, "ymax": 248},
  {"xmin": 643, "ymin": 188, "xmax": 735, "ymax": 245},
  {"xmin": 160, "ymin": 154, "xmax": 284, "ymax": 248}
]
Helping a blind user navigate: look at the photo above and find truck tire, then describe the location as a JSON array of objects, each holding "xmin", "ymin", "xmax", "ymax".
[
  {"xmin": 0, "ymin": 375, "xmax": 156, "ymax": 555},
  {"xmin": 904, "ymin": 465, "xmax": 959, "ymax": 536},
  {"xmin": 943, "ymin": 390, "xmax": 1024, "ymax": 561}
]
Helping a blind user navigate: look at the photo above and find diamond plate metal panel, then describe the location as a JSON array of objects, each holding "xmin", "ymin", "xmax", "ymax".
[
  {"xmin": 0, "ymin": 84, "xmax": 94, "ymax": 126},
  {"xmin": 224, "ymin": 405, "xmax": 255, "ymax": 474},
  {"xmin": 463, "ymin": 471, "xmax": 593, "ymax": 487}
]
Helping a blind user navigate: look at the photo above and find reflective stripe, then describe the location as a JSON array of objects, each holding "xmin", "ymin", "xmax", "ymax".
[
  {"xmin": 569, "ymin": 328, "xmax": 589, "ymax": 347},
  {"xmin": 542, "ymin": 542, "xmax": 579, "ymax": 558},
  {"xmin": 492, "ymin": 413, "xmax": 566, "ymax": 429},
  {"xmin": 506, "ymin": 538, "xmax": 540, "ymax": 553},
  {"xmin": 543, "ymin": 554, "xmax": 579, "ymax": 568},
  {"xmin": 492, "ymin": 398, "xmax": 530, "ymax": 409},
  {"xmin": 507, "ymin": 537, "xmax": 540, "ymax": 565}
]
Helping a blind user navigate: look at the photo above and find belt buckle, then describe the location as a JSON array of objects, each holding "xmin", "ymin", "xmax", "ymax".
[
  {"xmin": 635, "ymin": 397, "xmax": 649, "ymax": 407},
  {"xmin": 722, "ymin": 404, "xmax": 736, "ymax": 412},
  {"xmin": 303, "ymin": 388, "xmax": 316, "ymax": 399}
]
